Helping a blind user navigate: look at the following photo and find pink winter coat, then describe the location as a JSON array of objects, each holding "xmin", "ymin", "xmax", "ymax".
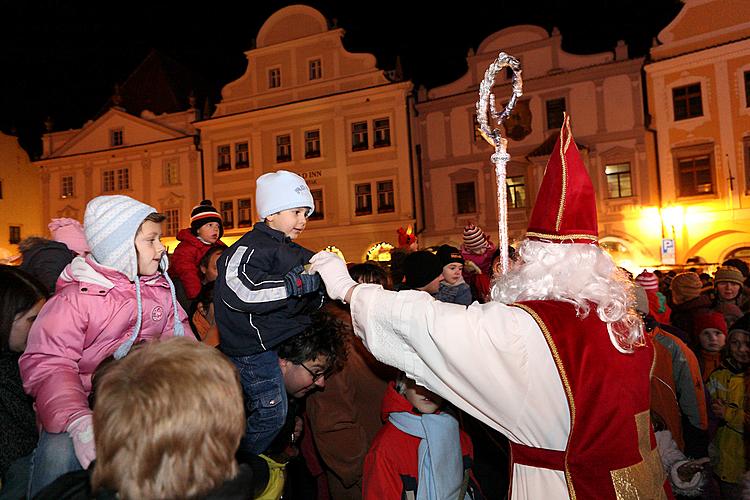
[
  {"xmin": 460, "ymin": 240, "xmax": 496, "ymax": 276},
  {"xmin": 19, "ymin": 256, "xmax": 191, "ymax": 433},
  {"xmin": 168, "ymin": 228, "xmax": 226, "ymax": 299}
]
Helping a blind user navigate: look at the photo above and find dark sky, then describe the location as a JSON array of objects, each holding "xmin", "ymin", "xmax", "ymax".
[{"xmin": 1, "ymin": 0, "xmax": 683, "ymax": 157}]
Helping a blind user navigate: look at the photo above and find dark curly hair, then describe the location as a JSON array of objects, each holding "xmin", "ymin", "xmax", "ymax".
[{"xmin": 275, "ymin": 311, "xmax": 347, "ymax": 371}]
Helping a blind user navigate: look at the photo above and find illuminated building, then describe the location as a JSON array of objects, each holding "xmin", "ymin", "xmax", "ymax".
[
  {"xmin": 0, "ymin": 131, "xmax": 42, "ymax": 260},
  {"xmin": 412, "ymin": 25, "xmax": 657, "ymax": 272},
  {"xmin": 196, "ymin": 5, "xmax": 416, "ymax": 262},
  {"xmin": 644, "ymin": 0, "xmax": 750, "ymax": 268},
  {"xmin": 33, "ymin": 51, "xmax": 203, "ymax": 253}
]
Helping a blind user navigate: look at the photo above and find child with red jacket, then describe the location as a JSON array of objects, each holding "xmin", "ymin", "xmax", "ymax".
[
  {"xmin": 169, "ymin": 200, "xmax": 227, "ymax": 301},
  {"xmin": 363, "ymin": 373, "xmax": 483, "ymax": 500}
]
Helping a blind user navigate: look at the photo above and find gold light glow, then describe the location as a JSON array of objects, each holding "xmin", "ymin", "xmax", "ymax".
[
  {"xmin": 366, "ymin": 242, "xmax": 394, "ymax": 262},
  {"xmin": 323, "ymin": 245, "xmax": 346, "ymax": 261}
]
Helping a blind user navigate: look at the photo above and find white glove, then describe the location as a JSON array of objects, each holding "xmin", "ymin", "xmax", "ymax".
[
  {"xmin": 309, "ymin": 251, "xmax": 357, "ymax": 303},
  {"xmin": 67, "ymin": 414, "xmax": 96, "ymax": 469}
]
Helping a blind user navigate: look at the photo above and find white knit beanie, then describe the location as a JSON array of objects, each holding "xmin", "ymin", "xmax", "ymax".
[
  {"xmin": 84, "ymin": 195, "xmax": 161, "ymax": 281},
  {"xmin": 255, "ymin": 170, "xmax": 314, "ymax": 220},
  {"xmin": 84, "ymin": 195, "xmax": 184, "ymax": 359}
]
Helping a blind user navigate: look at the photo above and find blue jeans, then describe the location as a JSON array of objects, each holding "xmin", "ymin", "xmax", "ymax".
[
  {"xmin": 229, "ymin": 350, "xmax": 288, "ymax": 455},
  {"xmin": 27, "ymin": 431, "xmax": 82, "ymax": 499}
]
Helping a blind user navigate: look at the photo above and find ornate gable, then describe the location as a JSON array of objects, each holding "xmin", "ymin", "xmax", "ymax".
[{"xmin": 46, "ymin": 108, "xmax": 190, "ymax": 158}]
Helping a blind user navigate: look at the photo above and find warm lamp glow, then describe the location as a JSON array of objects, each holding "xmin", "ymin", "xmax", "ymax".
[
  {"xmin": 660, "ymin": 205, "xmax": 685, "ymax": 231},
  {"xmin": 366, "ymin": 242, "xmax": 394, "ymax": 262}
]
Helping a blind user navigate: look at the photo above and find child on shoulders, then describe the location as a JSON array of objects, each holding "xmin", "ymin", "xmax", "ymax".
[
  {"xmin": 214, "ymin": 170, "xmax": 324, "ymax": 456},
  {"xmin": 20, "ymin": 195, "xmax": 190, "ymax": 497},
  {"xmin": 169, "ymin": 199, "xmax": 226, "ymax": 307}
]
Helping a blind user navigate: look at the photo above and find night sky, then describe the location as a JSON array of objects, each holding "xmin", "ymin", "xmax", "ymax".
[{"xmin": 1, "ymin": 0, "xmax": 683, "ymax": 158}]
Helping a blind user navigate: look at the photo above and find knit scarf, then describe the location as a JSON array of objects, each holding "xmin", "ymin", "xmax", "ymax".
[{"xmin": 388, "ymin": 411, "xmax": 466, "ymax": 500}]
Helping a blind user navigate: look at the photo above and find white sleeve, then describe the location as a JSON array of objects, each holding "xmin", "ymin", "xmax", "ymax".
[{"xmin": 350, "ymin": 284, "xmax": 535, "ymax": 434}]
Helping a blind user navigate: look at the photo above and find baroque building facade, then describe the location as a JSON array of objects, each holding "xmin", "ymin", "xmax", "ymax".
[
  {"xmin": 33, "ymin": 51, "xmax": 203, "ymax": 251},
  {"xmin": 196, "ymin": 5, "xmax": 416, "ymax": 262},
  {"xmin": 644, "ymin": 0, "xmax": 750, "ymax": 266},
  {"xmin": 412, "ymin": 25, "xmax": 660, "ymax": 271}
]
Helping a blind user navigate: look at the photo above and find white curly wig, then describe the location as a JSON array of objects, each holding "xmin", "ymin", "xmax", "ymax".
[{"xmin": 491, "ymin": 239, "xmax": 644, "ymax": 353}]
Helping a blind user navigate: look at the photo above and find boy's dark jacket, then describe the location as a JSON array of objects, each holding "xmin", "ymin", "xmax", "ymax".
[{"xmin": 214, "ymin": 222, "xmax": 323, "ymax": 355}]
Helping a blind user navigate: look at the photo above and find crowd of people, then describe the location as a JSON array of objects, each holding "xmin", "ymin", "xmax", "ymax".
[{"xmin": 0, "ymin": 121, "xmax": 748, "ymax": 499}]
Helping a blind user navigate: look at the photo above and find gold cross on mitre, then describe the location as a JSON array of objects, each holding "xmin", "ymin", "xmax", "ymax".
[{"xmin": 609, "ymin": 410, "xmax": 667, "ymax": 499}]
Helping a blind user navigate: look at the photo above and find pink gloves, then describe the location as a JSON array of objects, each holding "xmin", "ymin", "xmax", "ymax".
[
  {"xmin": 67, "ymin": 415, "xmax": 96, "ymax": 469},
  {"xmin": 309, "ymin": 251, "xmax": 357, "ymax": 303}
]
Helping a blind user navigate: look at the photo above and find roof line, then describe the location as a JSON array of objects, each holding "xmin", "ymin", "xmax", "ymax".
[
  {"xmin": 194, "ymin": 81, "xmax": 409, "ymax": 124},
  {"xmin": 39, "ymin": 135, "xmax": 195, "ymax": 161}
]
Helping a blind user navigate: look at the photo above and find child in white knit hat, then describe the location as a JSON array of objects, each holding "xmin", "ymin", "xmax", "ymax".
[
  {"xmin": 214, "ymin": 170, "xmax": 324, "ymax": 457},
  {"xmin": 19, "ymin": 195, "xmax": 191, "ymax": 497}
]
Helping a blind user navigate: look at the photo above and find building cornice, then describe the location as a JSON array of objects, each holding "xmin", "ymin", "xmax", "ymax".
[
  {"xmin": 195, "ymin": 81, "xmax": 412, "ymax": 128},
  {"xmin": 645, "ymin": 36, "xmax": 750, "ymax": 74},
  {"xmin": 34, "ymin": 135, "xmax": 195, "ymax": 164},
  {"xmin": 416, "ymin": 58, "xmax": 643, "ymax": 111}
]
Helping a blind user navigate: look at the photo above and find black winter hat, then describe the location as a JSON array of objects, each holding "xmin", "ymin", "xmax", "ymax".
[
  {"xmin": 436, "ymin": 245, "xmax": 464, "ymax": 267},
  {"xmin": 404, "ymin": 251, "xmax": 443, "ymax": 289},
  {"xmin": 190, "ymin": 200, "xmax": 224, "ymax": 238}
]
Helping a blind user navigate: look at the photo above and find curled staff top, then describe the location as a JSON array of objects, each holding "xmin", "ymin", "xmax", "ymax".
[
  {"xmin": 476, "ymin": 52, "xmax": 523, "ymax": 148},
  {"xmin": 475, "ymin": 51, "xmax": 523, "ymax": 277}
]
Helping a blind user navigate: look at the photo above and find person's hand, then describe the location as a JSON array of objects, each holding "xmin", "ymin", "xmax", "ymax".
[
  {"xmin": 291, "ymin": 415, "xmax": 303, "ymax": 444},
  {"xmin": 67, "ymin": 415, "xmax": 96, "ymax": 469},
  {"xmin": 677, "ymin": 458, "xmax": 708, "ymax": 482},
  {"xmin": 308, "ymin": 251, "xmax": 357, "ymax": 303},
  {"xmin": 284, "ymin": 265, "xmax": 321, "ymax": 296}
]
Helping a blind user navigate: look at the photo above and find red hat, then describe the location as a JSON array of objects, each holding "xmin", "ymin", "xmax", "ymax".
[
  {"xmin": 526, "ymin": 114, "xmax": 598, "ymax": 244},
  {"xmin": 693, "ymin": 311, "xmax": 727, "ymax": 336},
  {"xmin": 635, "ymin": 271, "xmax": 659, "ymax": 291}
]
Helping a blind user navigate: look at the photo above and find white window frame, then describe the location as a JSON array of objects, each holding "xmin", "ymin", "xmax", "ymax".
[
  {"xmin": 304, "ymin": 129, "xmax": 321, "ymax": 159},
  {"xmin": 506, "ymin": 175, "xmax": 527, "ymax": 208},
  {"xmin": 219, "ymin": 200, "xmax": 235, "ymax": 229},
  {"xmin": 238, "ymin": 198, "xmax": 253, "ymax": 228},
  {"xmin": 217, "ymin": 144, "xmax": 231, "ymax": 171},
  {"xmin": 276, "ymin": 134, "xmax": 292, "ymax": 163},
  {"xmin": 235, "ymin": 142, "xmax": 250, "ymax": 168},
  {"xmin": 61, "ymin": 175, "xmax": 74, "ymax": 198},
  {"xmin": 351, "ymin": 121, "xmax": 369, "ymax": 151},
  {"xmin": 268, "ymin": 67, "xmax": 281, "ymax": 89},
  {"xmin": 376, "ymin": 179, "xmax": 395, "ymax": 213},
  {"xmin": 373, "ymin": 118, "xmax": 391, "ymax": 148},
  {"xmin": 163, "ymin": 158, "xmax": 180, "ymax": 186},
  {"xmin": 102, "ymin": 167, "xmax": 130, "ymax": 193},
  {"xmin": 309, "ymin": 58, "xmax": 322, "ymax": 81},
  {"xmin": 309, "ymin": 188, "xmax": 324, "ymax": 221},
  {"xmin": 164, "ymin": 208, "xmax": 180, "ymax": 237},
  {"xmin": 110, "ymin": 128, "xmax": 123, "ymax": 147}
]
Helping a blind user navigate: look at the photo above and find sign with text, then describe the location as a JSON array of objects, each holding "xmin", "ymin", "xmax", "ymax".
[
  {"xmin": 298, "ymin": 169, "xmax": 322, "ymax": 185},
  {"xmin": 661, "ymin": 238, "xmax": 675, "ymax": 265}
]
